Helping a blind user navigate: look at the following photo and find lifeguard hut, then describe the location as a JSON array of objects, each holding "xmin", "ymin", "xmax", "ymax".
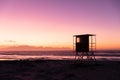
[{"xmin": 73, "ymin": 34, "xmax": 96, "ymax": 61}]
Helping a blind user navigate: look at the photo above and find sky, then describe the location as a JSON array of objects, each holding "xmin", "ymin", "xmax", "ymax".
[{"xmin": 0, "ymin": 0, "xmax": 120, "ymax": 50}]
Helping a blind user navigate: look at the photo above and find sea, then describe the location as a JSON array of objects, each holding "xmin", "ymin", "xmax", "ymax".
[{"xmin": 0, "ymin": 51, "xmax": 120, "ymax": 61}]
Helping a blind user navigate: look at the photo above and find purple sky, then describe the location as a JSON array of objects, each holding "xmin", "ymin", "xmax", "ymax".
[{"xmin": 0, "ymin": 0, "xmax": 120, "ymax": 50}]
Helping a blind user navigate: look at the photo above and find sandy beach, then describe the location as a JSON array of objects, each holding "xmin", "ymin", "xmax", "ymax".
[{"xmin": 0, "ymin": 60, "xmax": 120, "ymax": 80}]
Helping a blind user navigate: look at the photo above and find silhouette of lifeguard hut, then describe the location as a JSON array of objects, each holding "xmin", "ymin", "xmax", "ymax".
[{"xmin": 73, "ymin": 34, "xmax": 96, "ymax": 61}]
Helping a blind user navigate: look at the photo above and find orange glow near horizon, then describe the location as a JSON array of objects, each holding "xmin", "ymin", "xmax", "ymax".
[{"xmin": 0, "ymin": 0, "xmax": 120, "ymax": 51}]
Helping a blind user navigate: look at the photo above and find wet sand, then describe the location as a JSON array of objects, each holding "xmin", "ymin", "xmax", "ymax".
[{"xmin": 0, "ymin": 60, "xmax": 120, "ymax": 80}]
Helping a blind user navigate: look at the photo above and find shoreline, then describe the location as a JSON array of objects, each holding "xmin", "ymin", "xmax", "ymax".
[{"xmin": 0, "ymin": 55, "xmax": 120, "ymax": 61}]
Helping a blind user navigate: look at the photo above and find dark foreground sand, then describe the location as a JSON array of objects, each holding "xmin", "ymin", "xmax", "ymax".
[{"xmin": 0, "ymin": 60, "xmax": 120, "ymax": 80}]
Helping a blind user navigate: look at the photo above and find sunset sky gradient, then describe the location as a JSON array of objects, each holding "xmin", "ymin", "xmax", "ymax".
[{"xmin": 0, "ymin": 0, "xmax": 120, "ymax": 50}]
